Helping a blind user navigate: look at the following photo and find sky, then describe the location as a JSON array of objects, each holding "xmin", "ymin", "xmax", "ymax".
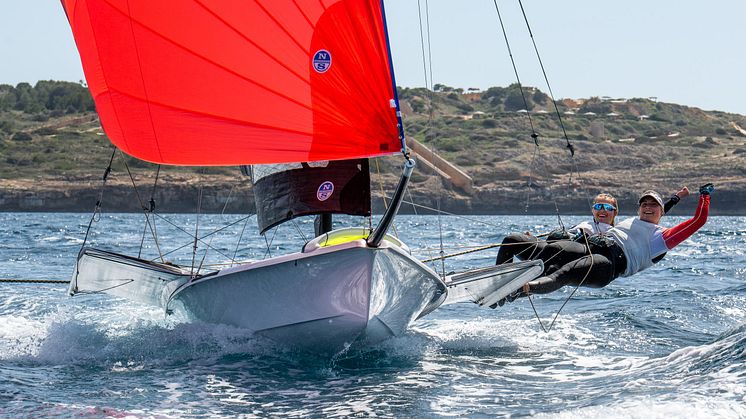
[{"xmin": 2, "ymin": 1, "xmax": 746, "ymax": 114}]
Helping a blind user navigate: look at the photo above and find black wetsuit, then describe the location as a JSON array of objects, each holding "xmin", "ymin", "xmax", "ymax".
[
  {"xmin": 494, "ymin": 233, "xmax": 545, "ymax": 265},
  {"xmin": 527, "ymin": 236, "xmax": 627, "ymax": 294}
]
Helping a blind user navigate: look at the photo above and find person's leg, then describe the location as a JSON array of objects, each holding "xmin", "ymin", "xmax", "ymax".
[
  {"xmin": 495, "ymin": 233, "xmax": 544, "ymax": 264},
  {"xmin": 527, "ymin": 254, "xmax": 615, "ymax": 295},
  {"xmin": 535, "ymin": 240, "xmax": 588, "ymax": 275},
  {"xmin": 492, "ymin": 253, "xmax": 616, "ymax": 308}
]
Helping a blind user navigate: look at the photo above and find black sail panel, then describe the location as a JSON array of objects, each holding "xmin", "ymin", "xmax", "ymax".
[{"xmin": 250, "ymin": 159, "xmax": 371, "ymax": 234}]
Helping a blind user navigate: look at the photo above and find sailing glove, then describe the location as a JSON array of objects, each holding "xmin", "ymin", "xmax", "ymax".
[
  {"xmin": 546, "ymin": 228, "xmax": 572, "ymax": 241},
  {"xmin": 699, "ymin": 183, "xmax": 714, "ymax": 195}
]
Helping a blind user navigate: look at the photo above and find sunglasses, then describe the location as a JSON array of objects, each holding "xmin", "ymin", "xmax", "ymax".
[{"xmin": 592, "ymin": 203, "xmax": 616, "ymax": 211}]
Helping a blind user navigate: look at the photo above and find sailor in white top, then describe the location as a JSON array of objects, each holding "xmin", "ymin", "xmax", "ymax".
[{"xmin": 508, "ymin": 185, "xmax": 711, "ymax": 299}]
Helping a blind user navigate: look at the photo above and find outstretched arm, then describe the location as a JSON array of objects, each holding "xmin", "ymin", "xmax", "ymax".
[
  {"xmin": 662, "ymin": 192, "xmax": 710, "ymax": 250},
  {"xmin": 663, "ymin": 186, "xmax": 690, "ymax": 214}
]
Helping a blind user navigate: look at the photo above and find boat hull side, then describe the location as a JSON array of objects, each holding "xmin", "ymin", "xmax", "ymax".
[
  {"xmin": 70, "ymin": 248, "xmax": 191, "ymax": 307},
  {"xmin": 170, "ymin": 244, "xmax": 445, "ymax": 352},
  {"xmin": 363, "ymin": 245, "xmax": 447, "ymax": 344}
]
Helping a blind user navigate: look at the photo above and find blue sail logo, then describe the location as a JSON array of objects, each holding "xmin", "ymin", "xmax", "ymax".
[
  {"xmin": 313, "ymin": 50, "xmax": 332, "ymax": 73},
  {"xmin": 317, "ymin": 181, "xmax": 334, "ymax": 201}
]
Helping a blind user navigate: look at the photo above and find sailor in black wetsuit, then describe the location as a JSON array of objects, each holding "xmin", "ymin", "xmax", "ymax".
[
  {"xmin": 495, "ymin": 188, "xmax": 687, "ymax": 268},
  {"xmin": 495, "ymin": 184, "xmax": 711, "ymax": 307}
]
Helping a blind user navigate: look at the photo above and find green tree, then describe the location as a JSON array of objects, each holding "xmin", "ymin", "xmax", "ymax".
[
  {"xmin": 504, "ymin": 87, "xmax": 534, "ymax": 111},
  {"xmin": 14, "ymin": 83, "xmax": 43, "ymax": 113},
  {"xmin": 532, "ymin": 89, "xmax": 549, "ymax": 105}
]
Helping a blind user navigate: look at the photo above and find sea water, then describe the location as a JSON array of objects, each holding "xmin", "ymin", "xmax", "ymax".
[{"xmin": 0, "ymin": 212, "xmax": 744, "ymax": 417}]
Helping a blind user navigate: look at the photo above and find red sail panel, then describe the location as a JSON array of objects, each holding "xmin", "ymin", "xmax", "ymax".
[{"xmin": 61, "ymin": 0, "xmax": 400, "ymax": 165}]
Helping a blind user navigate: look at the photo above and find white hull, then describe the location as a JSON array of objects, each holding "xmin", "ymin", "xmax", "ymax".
[
  {"xmin": 70, "ymin": 232, "xmax": 542, "ymax": 353},
  {"xmin": 70, "ymin": 248, "xmax": 192, "ymax": 308},
  {"xmin": 170, "ymin": 241, "xmax": 447, "ymax": 353},
  {"xmin": 443, "ymin": 260, "xmax": 544, "ymax": 307},
  {"xmin": 71, "ymin": 236, "xmax": 447, "ymax": 354}
]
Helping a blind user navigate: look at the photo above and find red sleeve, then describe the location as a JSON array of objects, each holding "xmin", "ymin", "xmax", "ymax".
[{"xmin": 662, "ymin": 194, "xmax": 710, "ymax": 250}]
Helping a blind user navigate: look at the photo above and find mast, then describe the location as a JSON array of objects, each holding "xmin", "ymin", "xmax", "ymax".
[
  {"xmin": 368, "ymin": 0, "xmax": 414, "ymax": 248},
  {"xmin": 315, "ymin": 214, "xmax": 333, "ymax": 236}
]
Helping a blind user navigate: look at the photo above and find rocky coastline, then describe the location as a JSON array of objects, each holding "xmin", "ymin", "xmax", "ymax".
[{"xmin": 1, "ymin": 177, "xmax": 743, "ymax": 216}]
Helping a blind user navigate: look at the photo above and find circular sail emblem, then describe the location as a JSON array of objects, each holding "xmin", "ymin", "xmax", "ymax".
[
  {"xmin": 317, "ymin": 181, "xmax": 334, "ymax": 201},
  {"xmin": 312, "ymin": 50, "xmax": 332, "ymax": 73}
]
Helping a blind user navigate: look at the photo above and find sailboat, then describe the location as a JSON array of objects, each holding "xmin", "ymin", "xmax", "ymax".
[{"xmin": 62, "ymin": 0, "xmax": 542, "ymax": 354}]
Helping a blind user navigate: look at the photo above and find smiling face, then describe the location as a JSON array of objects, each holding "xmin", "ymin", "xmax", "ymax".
[
  {"xmin": 592, "ymin": 193, "xmax": 618, "ymax": 225},
  {"xmin": 638, "ymin": 197, "xmax": 663, "ymax": 224}
]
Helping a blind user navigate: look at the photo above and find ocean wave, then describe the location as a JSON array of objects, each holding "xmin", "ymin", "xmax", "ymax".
[{"xmin": 532, "ymin": 398, "xmax": 746, "ymax": 419}]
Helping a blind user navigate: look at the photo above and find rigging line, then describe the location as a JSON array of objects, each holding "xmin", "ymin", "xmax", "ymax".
[
  {"xmin": 516, "ymin": 0, "xmax": 574, "ymax": 161},
  {"xmin": 139, "ymin": 165, "xmax": 161, "ymax": 259},
  {"xmin": 420, "ymin": 0, "xmax": 435, "ymax": 101},
  {"xmin": 196, "ymin": 184, "xmax": 237, "ymax": 274},
  {"xmin": 422, "ymin": 242, "xmax": 503, "ymax": 263},
  {"xmin": 417, "ymin": 243, "xmax": 505, "ymax": 252},
  {"xmin": 420, "ymin": 0, "xmax": 447, "ymax": 279},
  {"xmin": 406, "ymin": 187, "xmax": 442, "ymax": 268},
  {"xmin": 383, "ymin": 196, "xmax": 549, "ymax": 234},
  {"xmin": 492, "ymin": 0, "xmax": 541, "ymax": 214},
  {"xmin": 0, "ymin": 278, "xmax": 69, "ymax": 284},
  {"xmin": 291, "ymin": 219, "xmax": 308, "ymax": 243},
  {"xmin": 152, "ymin": 213, "xmax": 251, "ymax": 261},
  {"xmin": 437, "ymin": 198, "xmax": 446, "ymax": 279},
  {"xmin": 526, "ymin": 230, "xmax": 596, "ymax": 333},
  {"xmin": 424, "ymin": 0, "xmax": 435, "ymax": 96},
  {"xmin": 416, "ymin": 0, "xmax": 430, "ymax": 88},
  {"xmin": 137, "ymin": 223, "xmax": 148, "ymax": 259},
  {"xmin": 230, "ymin": 214, "xmax": 251, "ymax": 268},
  {"xmin": 524, "ymin": 144, "xmax": 539, "ymax": 213},
  {"xmin": 406, "ymin": 185, "xmax": 420, "ymax": 218},
  {"xmin": 394, "ymin": 198, "xmax": 504, "ymax": 229},
  {"xmin": 360, "ymin": 216, "xmax": 368, "ymax": 234},
  {"xmin": 417, "ymin": 239, "xmax": 551, "ymax": 263},
  {"xmin": 122, "ymin": 155, "xmax": 164, "ymax": 262},
  {"xmin": 263, "ymin": 227, "xmax": 278, "ymax": 259},
  {"xmin": 73, "ymin": 279, "xmax": 135, "ymax": 295},
  {"xmin": 492, "ymin": 0, "xmax": 538, "ymax": 139},
  {"xmin": 554, "ymin": 201, "xmax": 566, "ymax": 232},
  {"xmin": 149, "ymin": 165, "xmax": 161, "ymax": 211},
  {"xmin": 80, "ymin": 147, "xmax": 116, "ymax": 249},
  {"xmin": 191, "ymin": 185, "xmax": 204, "ymax": 278},
  {"xmin": 228, "ymin": 183, "xmax": 254, "ymax": 267}
]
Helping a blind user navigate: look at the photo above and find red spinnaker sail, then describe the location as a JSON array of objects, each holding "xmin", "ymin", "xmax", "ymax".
[{"xmin": 61, "ymin": 0, "xmax": 401, "ymax": 165}]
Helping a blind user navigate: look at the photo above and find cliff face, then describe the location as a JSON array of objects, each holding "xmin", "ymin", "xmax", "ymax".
[
  {"xmin": 1, "ymin": 163, "xmax": 743, "ymax": 215},
  {"xmin": 0, "ymin": 177, "xmax": 255, "ymax": 213}
]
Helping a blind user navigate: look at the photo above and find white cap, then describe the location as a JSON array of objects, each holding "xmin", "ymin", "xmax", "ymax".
[{"xmin": 638, "ymin": 190, "xmax": 664, "ymax": 208}]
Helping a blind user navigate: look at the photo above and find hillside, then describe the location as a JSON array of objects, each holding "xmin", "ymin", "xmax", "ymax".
[{"xmin": 1, "ymin": 81, "xmax": 745, "ymax": 215}]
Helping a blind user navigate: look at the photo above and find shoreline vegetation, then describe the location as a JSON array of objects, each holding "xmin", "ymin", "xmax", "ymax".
[{"xmin": 2, "ymin": 81, "xmax": 745, "ymax": 215}]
